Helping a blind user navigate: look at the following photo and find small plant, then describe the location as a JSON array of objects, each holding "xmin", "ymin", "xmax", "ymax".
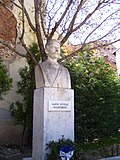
[
  {"xmin": 0, "ymin": 57, "xmax": 12, "ymax": 98},
  {"xmin": 46, "ymin": 138, "xmax": 82, "ymax": 160}
]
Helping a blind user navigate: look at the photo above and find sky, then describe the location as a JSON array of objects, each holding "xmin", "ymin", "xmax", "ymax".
[{"xmin": 46, "ymin": 0, "xmax": 120, "ymax": 49}]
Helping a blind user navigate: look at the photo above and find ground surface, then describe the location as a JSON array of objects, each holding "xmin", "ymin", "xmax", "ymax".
[
  {"xmin": 0, "ymin": 144, "xmax": 32, "ymax": 160},
  {"xmin": 0, "ymin": 144, "xmax": 120, "ymax": 160}
]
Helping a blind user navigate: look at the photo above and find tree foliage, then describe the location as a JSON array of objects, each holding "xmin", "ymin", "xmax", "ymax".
[
  {"xmin": 0, "ymin": 0, "xmax": 120, "ymax": 62},
  {"xmin": 65, "ymin": 50, "xmax": 120, "ymax": 144},
  {"xmin": 0, "ymin": 58, "xmax": 12, "ymax": 98}
]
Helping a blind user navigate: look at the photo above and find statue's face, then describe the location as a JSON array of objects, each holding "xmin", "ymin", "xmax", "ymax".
[{"xmin": 46, "ymin": 41, "xmax": 60, "ymax": 60}]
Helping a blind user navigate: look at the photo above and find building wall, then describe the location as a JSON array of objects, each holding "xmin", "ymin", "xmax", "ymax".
[
  {"xmin": 0, "ymin": 0, "xmax": 35, "ymax": 144},
  {"xmin": 116, "ymin": 48, "xmax": 120, "ymax": 76},
  {"xmin": 0, "ymin": 56, "xmax": 28, "ymax": 144}
]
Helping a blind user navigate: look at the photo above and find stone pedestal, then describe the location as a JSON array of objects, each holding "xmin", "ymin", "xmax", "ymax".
[{"xmin": 32, "ymin": 87, "xmax": 74, "ymax": 160}]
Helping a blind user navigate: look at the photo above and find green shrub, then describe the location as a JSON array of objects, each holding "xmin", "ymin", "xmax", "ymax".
[{"xmin": 46, "ymin": 138, "xmax": 82, "ymax": 160}]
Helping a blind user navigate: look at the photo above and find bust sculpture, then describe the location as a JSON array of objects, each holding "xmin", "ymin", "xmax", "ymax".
[{"xmin": 35, "ymin": 39, "xmax": 71, "ymax": 89}]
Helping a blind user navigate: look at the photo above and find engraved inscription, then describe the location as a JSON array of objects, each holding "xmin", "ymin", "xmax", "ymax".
[{"xmin": 48, "ymin": 101, "xmax": 71, "ymax": 111}]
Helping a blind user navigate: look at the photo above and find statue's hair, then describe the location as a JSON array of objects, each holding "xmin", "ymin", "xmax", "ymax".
[{"xmin": 45, "ymin": 39, "xmax": 60, "ymax": 47}]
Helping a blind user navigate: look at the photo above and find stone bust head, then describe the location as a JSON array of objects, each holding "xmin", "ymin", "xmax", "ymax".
[{"xmin": 45, "ymin": 39, "xmax": 61, "ymax": 62}]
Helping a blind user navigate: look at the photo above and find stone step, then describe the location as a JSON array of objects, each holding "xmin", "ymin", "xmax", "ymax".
[
  {"xmin": 100, "ymin": 156, "xmax": 120, "ymax": 160},
  {"xmin": 23, "ymin": 157, "xmax": 32, "ymax": 160}
]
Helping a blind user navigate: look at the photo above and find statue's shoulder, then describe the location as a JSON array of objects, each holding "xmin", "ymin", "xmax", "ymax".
[
  {"xmin": 60, "ymin": 64, "xmax": 70, "ymax": 74},
  {"xmin": 39, "ymin": 60, "xmax": 48, "ymax": 66},
  {"xmin": 60, "ymin": 64, "xmax": 68, "ymax": 70},
  {"xmin": 36, "ymin": 61, "xmax": 44, "ymax": 68},
  {"xmin": 35, "ymin": 62, "xmax": 44, "ymax": 73}
]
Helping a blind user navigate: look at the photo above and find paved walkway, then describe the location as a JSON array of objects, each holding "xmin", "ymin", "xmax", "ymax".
[
  {"xmin": 22, "ymin": 156, "xmax": 120, "ymax": 160},
  {"xmin": 100, "ymin": 156, "xmax": 120, "ymax": 160}
]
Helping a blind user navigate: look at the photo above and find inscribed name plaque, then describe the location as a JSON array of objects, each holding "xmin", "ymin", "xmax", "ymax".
[{"xmin": 48, "ymin": 101, "xmax": 71, "ymax": 111}]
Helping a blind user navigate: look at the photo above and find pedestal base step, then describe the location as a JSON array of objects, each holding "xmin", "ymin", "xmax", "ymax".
[{"xmin": 23, "ymin": 157, "xmax": 32, "ymax": 160}]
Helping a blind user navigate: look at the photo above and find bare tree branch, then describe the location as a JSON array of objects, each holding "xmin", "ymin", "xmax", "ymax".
[
  {"xmin": 59, "ymin": 39, "xmax": 120, "ymax": 63},
  {"xmin": 39, "ymin": 2, "xmax": 47, "ymax": 38},
  {"xmin": 68, "ymin": 0, "xmax": 86, "ymax": 32},
  {"xmin": 61, "ymin": 0, "xmax": 106, "ymax": 45},
  {"xmin": 19, "ymin": 0, "xmax": 25, "ymax": 41},
  {"xmin": 0, "ymin": 38, "xmax": 38, "ymax": 64},
  {"xmin": 20, "ymin": 40, "xmax": 38, "ymax": 64},
  {"xmin": 48, "ymin": 0, "xmax": 74, "ymax": 40},
  {"xmin": 83, "ymin": 8, "xmax": 120, "ymax": 44},
  {"xmin": 13, "ymin": 0, "xmax": 36, "ymax": 32},
  {"xmin": 0, "ymin": 38, "xmax": 27, "ymax": 57},
  {"xmin": 34, "ymin": 0, "xmax": 47, "ymax": 61},
  {"xmin": 1, "ymin": 0, "xmax": 120, "ymax": 65},
  {"xmin": 83, "ymin": 22, "xmax": 120, "ymax": 47}
]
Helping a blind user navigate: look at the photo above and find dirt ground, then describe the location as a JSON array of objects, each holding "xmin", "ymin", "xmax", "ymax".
[{"xmin": 0, "ymin": 144, "xmax": 32, "ymax": 160}]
